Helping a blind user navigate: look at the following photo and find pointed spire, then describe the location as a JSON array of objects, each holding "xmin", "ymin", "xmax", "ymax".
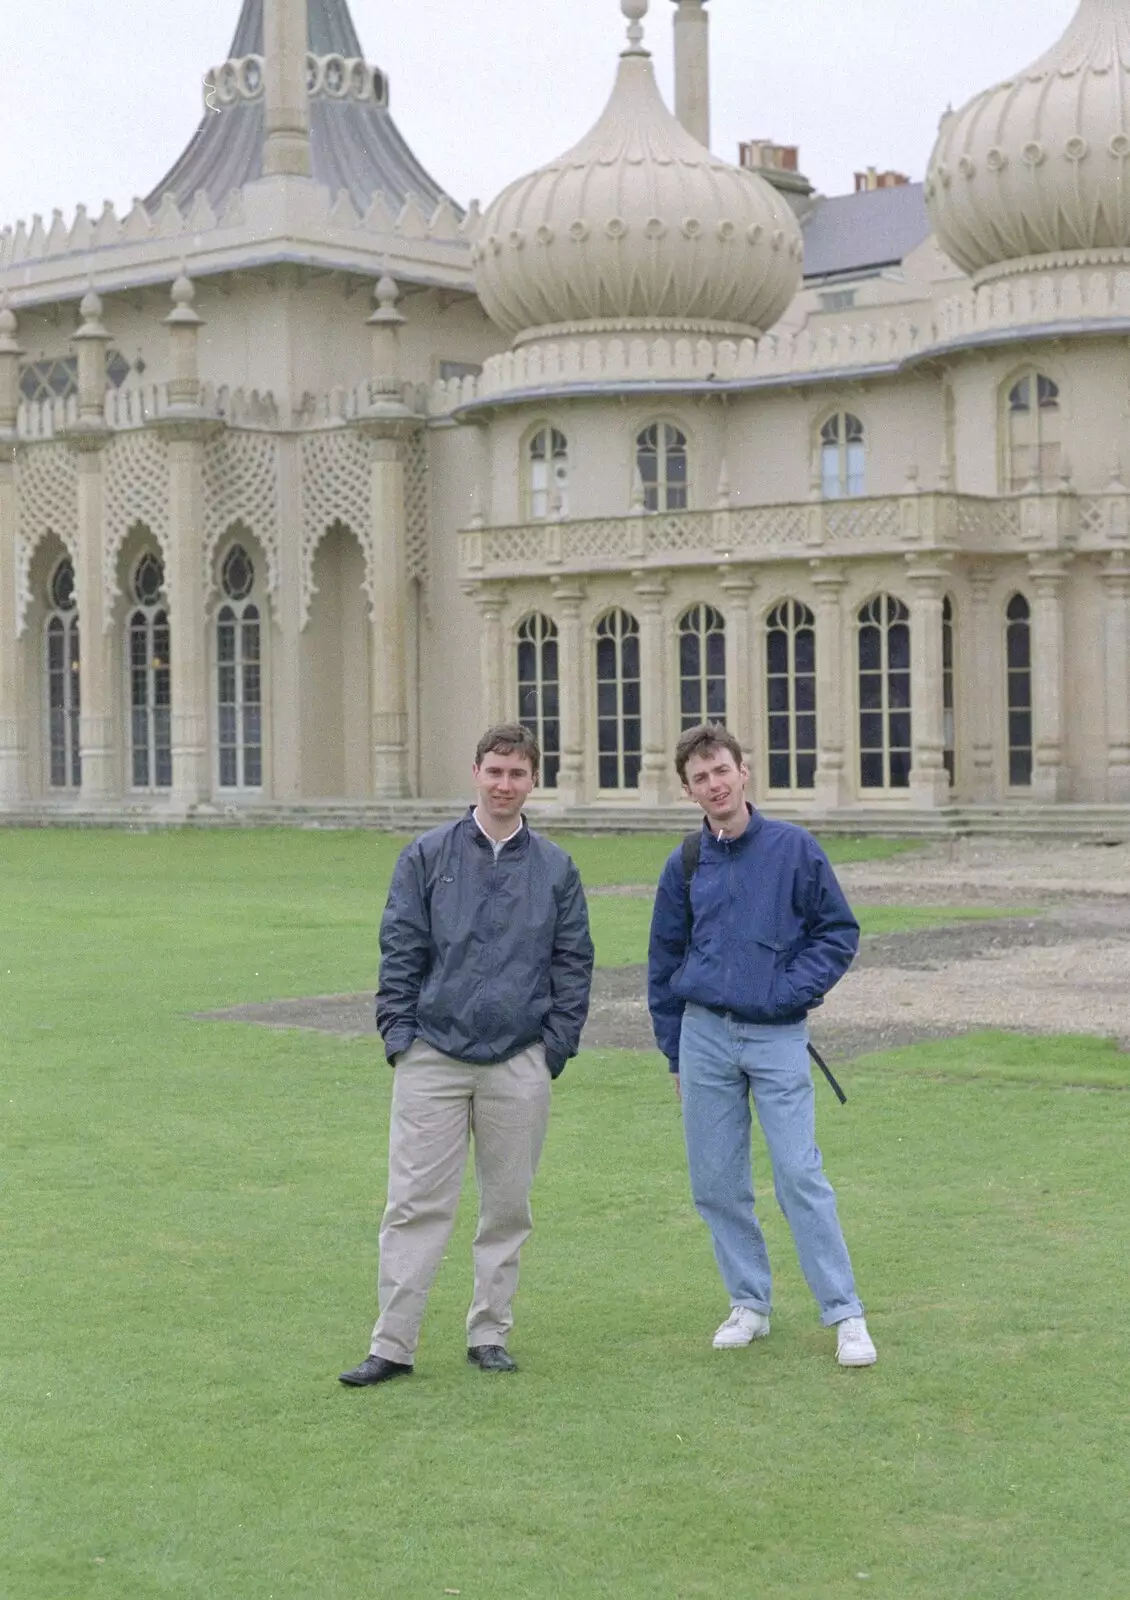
[{"xmin": 263, "ymin": 0, "xmax": 312, "ymax": 178}]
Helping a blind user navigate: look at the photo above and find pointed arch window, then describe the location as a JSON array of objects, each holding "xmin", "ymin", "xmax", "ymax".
[
  {"xmin": 128, "ymin": 552, "xmax": 172, "ymax": 791},
  {"xmin": 858, "ymin": 594, "xmax": 911, "ymax": 789},
  {"xmin": 595, "ymin": 609, "xmax": 641, "ymax": 790},
  {"xmin": 942, "ymin": 595, "xmax": 956, "ymax": 787},
  {"xmin": 46, "ymin": 558, "xmax": 81, "ymax": 789},
  {"xmin": 678, "ymin": 605, "xmax": 726, "ymax": 730},
  {"xmin": 821, "ymin": 412, "xmax": 866, "ymax": 499},
  {"xmin": 217, "ymin": 544, "xmax": 262, "ymax": 790},
  {"xmin": 636, "ymin": 423, "xmax": 688, "ymax": 512},
  {"xmin": 1006, "ymin": 594, "xmax": 1033, "ymax": 788},
  {"xmin": 1006, "ymin": 373, "xmax": 1060, "ymax": 490},
  {"xmin": 527, "ymin": 427, "xmax": 569, "ymax": 520},
  {"xmin": 517, "ymin": 613, "xmax": 560, "ymax": 789},
  {"xmin": 766, "ymin": 600, "xmax": 817, "ymax": 790}
]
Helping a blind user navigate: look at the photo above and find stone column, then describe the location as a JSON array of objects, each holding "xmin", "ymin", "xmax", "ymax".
[
  {"xmin": 358, "ymin": 278, "xmax": 416, "ymax": 798},
  {"xmin": 906, "ymin": 554, "xmax": 951, "ymax": 807},
  {"xmin": 671, "ymin": 0, "xmax": 710, "ymax": 148},
  {"xmin": 719, "ymin": 564, "xmax": 755, "ymax": 750},
  {"xmin": 1101, "ymin": 551, "xmax": 1130, "ymax": 802},
  {"xmin": 70, "ymin": 291, "xmax": 116, "ymax": 801},
  {"xmin": 475, "ymin": 584, "xmax": 508, "ymax": 725},
  {"xmin": 634, "ymin": 570, "xmax": 669, "ymax": 805},
  {"xmin": 1029, "ymin": 553, "xmax": 1071, "ymax": 803},
  {"xmin": 551, "ymin": 578, "xmax": 586, "ymax": 808},
  {"xmin": 0, "ymin": 300, "xmax": 26, "ymax": 805},
  {"xmin": 967, "ymin": 563, "xmax": 996, "ymax": 800},
  {"xmin": 262, "ymin": 0, "xmax": 311, "ymax": 178},
  {"xmin": 160, "ymin": 275, "xmax": 214, "ymax": 807},
  {"xmin": 810, "ymin": 560, "xmax": 848, "ymax": 809}
]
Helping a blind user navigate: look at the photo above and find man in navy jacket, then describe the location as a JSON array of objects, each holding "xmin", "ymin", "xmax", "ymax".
[{"xmin": 648, "ymin": 724, "xmax": 876, "ymax": 1367}]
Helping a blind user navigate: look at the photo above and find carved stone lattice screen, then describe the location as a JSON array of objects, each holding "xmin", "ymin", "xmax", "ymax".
[
  {"xmin": 16, "ymin": 443, "xmax": 79, "ymax": 635},
  {"xmin": 404, "ymin": 428, "xmax": 430, "ymax": 590},
  {"xmin": 103, "ymin": 430, "xmax": 171, "ymax": 619},
  {"xmin": 299, "ymin": 429, "xmax": 373, "ymax": 626},
  {"xmin": 203, "ymin": 431, "xmax": 282, "ymax": 606}
]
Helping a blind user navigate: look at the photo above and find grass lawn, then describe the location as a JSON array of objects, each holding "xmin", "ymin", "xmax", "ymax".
[
  {"xmin": 2, "ymin": 830, "xmax": 1128, "ymax": 1599},
  {"xmin": 588, "ymin": 898, "xmax": 1039, "ymax": 967},
  {"xmin": 549, "ymin": 829, "xmax": 924, "ymax": 886}
]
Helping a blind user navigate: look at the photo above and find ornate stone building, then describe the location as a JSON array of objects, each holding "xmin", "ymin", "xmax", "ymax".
[{"xmin": 2, "ymin": 0, "xmax": 1130, "ymax": 829}]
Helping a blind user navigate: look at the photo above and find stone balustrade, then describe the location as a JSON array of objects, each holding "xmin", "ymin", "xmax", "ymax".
[
  {"xmin": 460, "ymin": 488, "xmax": 1130, "ymax": 580},
  {"xmin": 16, "ymin": 382, "xmax": 281, "ymax": 440}
]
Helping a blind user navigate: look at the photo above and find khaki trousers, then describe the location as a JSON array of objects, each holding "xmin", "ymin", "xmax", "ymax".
[{"xmin": 369, "ymin": 1037, "xmax": 552, "ymax": 1364}]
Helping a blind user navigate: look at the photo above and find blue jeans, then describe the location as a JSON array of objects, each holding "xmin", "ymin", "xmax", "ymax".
[{"xmin": 679, "ymin": 1003, "xmax": 863, "ymax": 1327}]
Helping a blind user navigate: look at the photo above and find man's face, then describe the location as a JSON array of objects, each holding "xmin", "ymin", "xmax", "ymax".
[
  {"xmin": 473, "ymin": 748, "xmax": 537, "ymax": 824},
  {"xmin": 682, "ymin": 746, "xmax": 750, "ymax": 830}
]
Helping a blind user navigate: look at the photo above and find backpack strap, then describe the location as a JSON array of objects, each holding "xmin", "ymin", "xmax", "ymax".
[{"xmin": 680, "ymin": 830, "xmax": 702, "ymax": 944}]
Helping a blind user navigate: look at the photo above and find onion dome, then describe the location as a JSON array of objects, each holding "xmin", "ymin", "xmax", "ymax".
[
  {"xmin": 473, "ymin": 0, "xmax": 803, "ymax": 340},
  {"xmin": 926, "ymin": 0, "xmax": 1130, "ymax": 277}
]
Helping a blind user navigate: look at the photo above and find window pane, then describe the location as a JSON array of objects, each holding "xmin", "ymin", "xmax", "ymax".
[
  {"xmin": 768, "ymin": 753, "xmax": 791, "ymax": 790},
  {"xmin": 859, "ymin": 673, "xmax": 883, "ymax": 711},
  {"xmin": 1010, "ymin": 749, "xmax": 1033, "ymax": 787},
  {"xmin": 766, "ymin": 630, "xmax": 788, "ymax": 675},
  {"xmin": 888, "ymin": 750, "xmax": 911, "ymax": 788},
  {"xmin": 767, "ymin": 677, "xmax": 790, "ymax": 713},
  {"xmin": 887, "ymin": 623, "xmax": 910, "ymax": 671},
  {"xmin": 1007, "ymin": 624, "xmax": 1030, "ymax": 670},
  {"xmin": 860, "ymin": 752, "xmax": 885, "ymax": 788},
  {"xmin": 860, "ymin": 712, "xmax": 884, "ymax": 750},
  {"xmin": 768, "ymin": 714, "xmax": 791, "ymax": 752},
  {"xmin": 599, "ymin": 754, "xmax": 618, "ymax": 788},
  {"xmin": 794, "ymin": 630, "xmax": 815, "ymax": 674},
  {"xmin": 795, "ymin": 675, "xmax": 816, "ymax": 713},
  {"xmin": 858, "ymin": 626, "xmax": 881, "ymax": 673}
]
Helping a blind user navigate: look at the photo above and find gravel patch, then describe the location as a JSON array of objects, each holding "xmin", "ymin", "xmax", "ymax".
[{"xmin": 197, "ymin": 841, "xmax": 1130, "ymax": 1062}]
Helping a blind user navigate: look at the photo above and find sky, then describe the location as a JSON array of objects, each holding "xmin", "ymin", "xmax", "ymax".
[{"xmin": 0, "ymin": 0, "xmax": 1078, "ymax": 227}]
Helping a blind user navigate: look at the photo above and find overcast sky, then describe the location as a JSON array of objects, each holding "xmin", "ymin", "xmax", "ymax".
[{"xmin": 1, "ymin": 0, "xmax": 1076, "ymax": 226}]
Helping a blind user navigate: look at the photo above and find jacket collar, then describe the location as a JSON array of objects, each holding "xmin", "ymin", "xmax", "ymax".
[
  {"xmin": 463, "ymin": 805, "xmax": 530, "ymax": 856},
  {"xmin": 701, "ymin": 804, "xmax": 764, "ymax": 851}
]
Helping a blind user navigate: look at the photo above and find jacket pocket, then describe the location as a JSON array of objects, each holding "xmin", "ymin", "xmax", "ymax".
[{"xmin": 735, "ymin": 936, "xmax": 790, "ymax": 1018}]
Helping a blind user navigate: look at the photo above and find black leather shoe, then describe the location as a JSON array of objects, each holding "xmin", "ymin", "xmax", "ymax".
[
  {"xmin": 467, "ymin": 1344, "xmax": 518, "ymax": 1373},
  {"xmin": 339, "ymin": 1354, "xmax": 413, "ymax": 1386}
]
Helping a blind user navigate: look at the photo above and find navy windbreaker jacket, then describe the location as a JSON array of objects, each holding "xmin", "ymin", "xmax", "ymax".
[
  {"xmin": 376, "ymin": 810, "xmax": 594, "ymax": 1077},
  {"xmin": 647, "ymin": 810, "xmax": 859, "ymax": 1072}
]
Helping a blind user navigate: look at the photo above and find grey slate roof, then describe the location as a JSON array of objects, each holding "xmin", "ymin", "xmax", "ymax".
[
  {"xmin": 145, "ymin": 0, "xmax": 454, "ymax": 217},
  {"xmin": 801, "ymin": 182, "xmax": 931, "ymax": 282}
]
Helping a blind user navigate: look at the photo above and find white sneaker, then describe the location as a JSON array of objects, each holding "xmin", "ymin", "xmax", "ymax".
[
  {"xmin": 836, "ymin": 1316, "xmax": 877, "ymax": 1367},
  {"xmin": 712, "ymin": 1307, "xmax": 771, "ymax": 1348}
]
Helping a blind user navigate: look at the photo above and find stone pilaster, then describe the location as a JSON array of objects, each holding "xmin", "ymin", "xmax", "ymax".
[
  {"xmin": 70, "ymin": 292, "xmax": 116, "ymax": 801},
  {"xmin": 906, "ymin": 554, "xmax": 952, "ymax": 807},
  {"xmin": 160, "ymin": 276, "xmax": 214, "ymax": 807},
  {"xmin": 552, "ymin": 578, "xmax": 586, "ymax": 808},
  {"xmin": 1029, "ymin": 553, "xmax": 1072, "ymax": 803},
  {"xmin": 0, "ymin": 300, "xmax": 27, "ymax": 805},
  {"xmin": 810, "ymin": 560, "xmax": 848, "ymax": 809},
  {"xmin": 357, "ymin": 277, "xmax": 416, "ymax": 798},
  {"xmin": 634, "ymin": 570, "xmax": 669, "ymax": 805},
  {"xmin": 368, "ymin": 433, "xmax": 410, "ymax": 797},
  {"xmin": 1100, "ymin": 551, "xmax": 1130, "ymax": 802},
  {"xmin": 966, "ymin": 564, "xmax": 997, "ymax": 801},
  {"xmin": 718, "ymin": 564, "xmax": 755, "ymax": 750},
  {"xmin": 474, "ymin": 584, "xmax": 508, "ymax": 727}
]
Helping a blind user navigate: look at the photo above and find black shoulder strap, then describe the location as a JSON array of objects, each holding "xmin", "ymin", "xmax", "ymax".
[{"xmin": 680, "ymin": 831, "xmax": 702, "ymax": 942}]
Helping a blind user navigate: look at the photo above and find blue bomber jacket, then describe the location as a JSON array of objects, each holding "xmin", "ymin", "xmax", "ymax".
[
  {"xmin": 376, "ymin": 810, "xmax": 594, "ymax": 1078},
  {"xmin": 647, "ymin": 810, "xmax": 860, "ymax": 1072}
]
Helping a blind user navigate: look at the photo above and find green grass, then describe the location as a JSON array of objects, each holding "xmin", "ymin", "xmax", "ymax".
[
  {"xmin": 549, "ymin": 829, "xmax": 924, "ymax": 886},
  {"xmin": 2, "ymin": 830, "xmax": 1128, "ymax": 1599},
  {"xmin": 589, "ymin": 898, "xmax": 1039, "ymax": 967}
]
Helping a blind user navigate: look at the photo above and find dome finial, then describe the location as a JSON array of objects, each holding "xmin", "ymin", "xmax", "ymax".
[{"xmin": 622, "ymin": 0, "xmax": 649, "ymax": 56}]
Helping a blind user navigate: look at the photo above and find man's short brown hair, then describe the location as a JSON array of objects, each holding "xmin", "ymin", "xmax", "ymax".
[
  {"xmin": 474, "ymin": 722, "xmax": 540, "ymax": 777},
  {"xmin": 674, "ymin": 723, "xmax": 745, "ymax": 785}
]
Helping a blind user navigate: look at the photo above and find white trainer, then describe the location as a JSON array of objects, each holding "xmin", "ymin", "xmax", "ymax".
[
  {"xmin": 836, "ymin": 1316, "xmax": 877, "ymax": 1367},
  {"xmin": 712, "ymin": 1307, "xmax": 771, "ymax": 1348}
]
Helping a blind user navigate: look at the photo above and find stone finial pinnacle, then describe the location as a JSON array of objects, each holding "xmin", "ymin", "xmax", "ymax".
[{"xmin": 622, "ymin": 0, "xmax": 649, "ymax": 54}]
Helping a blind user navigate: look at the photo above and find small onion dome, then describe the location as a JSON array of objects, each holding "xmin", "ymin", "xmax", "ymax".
[
  {"xmin": 927, "ymin": 0, "xmax": 1130, "ymax": 278},
  {"xmin": 472, "ymin": 34, "xmax": 802, "ymax": 338}
]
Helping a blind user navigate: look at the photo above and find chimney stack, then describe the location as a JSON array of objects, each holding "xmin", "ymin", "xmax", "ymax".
[
  {"xmin": 671, "ymin": 0, "xmax": 711, "ymax": 149},
  {"xmin": 854, "ymin": 168, "xmax": 910, "ymax": 192}
]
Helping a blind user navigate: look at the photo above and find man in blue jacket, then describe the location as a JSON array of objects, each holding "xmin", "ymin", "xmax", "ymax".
[
  {"xmin": 340, "ymin": 724, "xmax": 593, "ymax": 1387},
  {"xmin": 648, "ymin": 724, "xmax": 876, "ymax": 1367}
]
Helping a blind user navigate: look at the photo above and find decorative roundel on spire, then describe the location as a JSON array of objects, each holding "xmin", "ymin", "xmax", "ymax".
[
  {"xmin": 927, "ymin": 0, "xmax": 1130, "ymax": 277},
  {"xmin": 473, "ymin": 6, "xmax": 802, "ymax": 339}
]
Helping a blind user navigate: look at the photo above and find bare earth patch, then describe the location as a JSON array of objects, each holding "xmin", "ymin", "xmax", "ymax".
[{"xmin": 198, "ymin": 841, "xmax": 1130, "ymax": 1061}]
